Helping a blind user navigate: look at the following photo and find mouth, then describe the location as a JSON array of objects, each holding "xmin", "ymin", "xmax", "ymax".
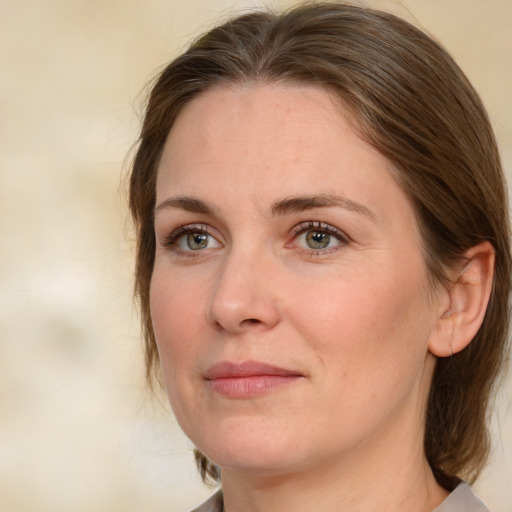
[{"xmin": 203, "ymin": 360, "xmax": 304, "ymax": 398}]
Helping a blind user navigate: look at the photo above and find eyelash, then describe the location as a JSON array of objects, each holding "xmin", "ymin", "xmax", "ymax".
[{"xmin": 161, "ymin": 221, "xmax": 349, "ymax": 257}]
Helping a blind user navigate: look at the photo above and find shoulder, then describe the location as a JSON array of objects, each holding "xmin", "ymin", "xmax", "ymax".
[
  {"xmin": 187, "ymin": 489, "xmax": 223, "ymax": 512},
  {"xmin": 433, "ymin": 483, "xmax": 490, "ymax": 512}
]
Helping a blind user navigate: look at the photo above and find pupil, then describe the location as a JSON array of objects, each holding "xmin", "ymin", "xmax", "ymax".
[
  {"xmin": 187, "ymin": 233, "xmax": 208, "ymax": 250},
  {"xmin": 307, "ymin": 231, "xmax": 329, "ymax": 249}
]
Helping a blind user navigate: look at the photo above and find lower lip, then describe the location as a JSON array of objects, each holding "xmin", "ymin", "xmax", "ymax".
[{"xmin": 207, "ymin": 375, "xmax": 302, "ymax": 398}]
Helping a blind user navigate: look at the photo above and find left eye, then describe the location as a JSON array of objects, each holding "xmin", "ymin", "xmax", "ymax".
[
  {"xmin": 176, "ymin": 231, "xmax": 220, "ymax": 251},
  {"xmin": 296, "ymin": 229, "xmax": 341, "ymax": 250},
  {"xmin": 291, "ymin": 222, "xmax": 348, "ymax": 252}
]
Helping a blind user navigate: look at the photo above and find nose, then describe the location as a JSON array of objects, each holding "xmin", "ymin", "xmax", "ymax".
[{"xmin": 207, "ymin": 248, "xmax": 281, "ymax": 334}]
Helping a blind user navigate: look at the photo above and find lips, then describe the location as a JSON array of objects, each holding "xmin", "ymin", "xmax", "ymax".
[{"xmin": 203, "ymin": 361, "xmax": 303, "ymax": 398}]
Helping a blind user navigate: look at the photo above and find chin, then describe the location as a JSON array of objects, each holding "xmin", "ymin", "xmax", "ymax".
[
  {"xmin": 189, "ymin": 420, "xmax": 305, "ymax": 474},
  {"xmin": 210, "ymin": 450, "xmax": 303, "ymax": 477}
]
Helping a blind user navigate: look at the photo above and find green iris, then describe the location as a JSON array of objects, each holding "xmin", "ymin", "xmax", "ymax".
[
  {"xmin": 187, "ymin": 233, "xmax": 209, "ymax": 250},
  {"xmin": 306, "ymin": 231, "xmax": 330, "ymax": 249}
]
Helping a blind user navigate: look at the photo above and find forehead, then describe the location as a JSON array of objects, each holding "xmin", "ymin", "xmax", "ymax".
[
  {"xmin": 166, "ymin": 83, "xmax": 351, "ymax": 163},
  {"xmin": 156, "ymin": 83, "xmax": 417, "ymax": 234},
  {"xmin": 158, "ymin": 83, "xmax": 381, "ymax": 187}
]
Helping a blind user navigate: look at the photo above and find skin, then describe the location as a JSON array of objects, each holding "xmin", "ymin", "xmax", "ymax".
[{"xmin": 151, "ymin": 83, "xmax": 453, "ymax": 512}]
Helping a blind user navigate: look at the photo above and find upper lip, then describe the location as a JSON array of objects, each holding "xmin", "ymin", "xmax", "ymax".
[{"xmin": 203, "ymin": 360, "xmax": 303, "ymax": 380}]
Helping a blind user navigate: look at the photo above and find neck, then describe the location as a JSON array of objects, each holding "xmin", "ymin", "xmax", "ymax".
[{"xmin": 221, "ymin": 441, "xmax": 447, "ymax": 512}]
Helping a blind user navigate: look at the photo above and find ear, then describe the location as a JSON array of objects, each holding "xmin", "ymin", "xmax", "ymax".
[{"xmin": 429, "ymin": 241, "xmax": 495, "ymax": 357}]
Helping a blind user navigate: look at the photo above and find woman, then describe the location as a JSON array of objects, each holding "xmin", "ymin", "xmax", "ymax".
[{"xmin": 129, "ymin": 3, "xmax": 511, "ymax": 511}]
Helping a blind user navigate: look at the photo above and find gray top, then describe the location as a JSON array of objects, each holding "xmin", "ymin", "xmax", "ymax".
[
  {"xmin": 189, "ymin": 483, "xmax": 489, "ymax": 512},
  {"xmin": 433, "ymin": 483, "xmax": 489, "ymax": 512},
  {"xmin": 189, "ymin": 489, "xmax": 223, "ymax": 512}
]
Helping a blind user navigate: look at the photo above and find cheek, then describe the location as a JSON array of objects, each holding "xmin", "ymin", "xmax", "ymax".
[
  {"xmin": 149, "ymin": 271, "xmax": 211, "ymax": 427},
  {"xmin": 290, "ymin": 269, "xmax": 433, "ymax": 390},
  {"xmin": 149, "ymin": 270, "xmax": 205, "ymax": 376}
]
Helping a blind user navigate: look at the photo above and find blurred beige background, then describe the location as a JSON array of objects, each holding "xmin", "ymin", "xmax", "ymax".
[{"xmin": 0, "ymin": 1, "xmax": 510, "ymax": 511}]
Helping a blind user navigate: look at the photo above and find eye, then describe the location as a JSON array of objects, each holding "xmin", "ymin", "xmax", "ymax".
[
  {"xmin": 290, "ymin": 221, "xmax": 348, "ymax": 253},
  {"xmin": 163, "ymin": 224, "xmax": 221, "ymax": 253},
  {"xmin": 179, "ymin": 232, "xmax": 219, "ymax": 251}
]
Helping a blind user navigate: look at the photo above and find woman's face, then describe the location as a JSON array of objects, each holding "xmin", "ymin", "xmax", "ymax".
[{"xmin": 151, "ymin": 84, "xmax": 445, "ymax": 476}]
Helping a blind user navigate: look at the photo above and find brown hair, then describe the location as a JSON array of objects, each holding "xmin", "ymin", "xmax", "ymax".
[{"xmin": 129, "ymin": 2, "xmax": 511, "ymax": 488}]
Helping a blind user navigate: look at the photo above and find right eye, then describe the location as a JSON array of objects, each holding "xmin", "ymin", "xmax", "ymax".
[
  {"xmin": 163, "ymin": 224, "xmax": 221, "ymax": 253},
  {"xmin": 177, "ymin": 231, "xmax": 220, "ymax": 251}
]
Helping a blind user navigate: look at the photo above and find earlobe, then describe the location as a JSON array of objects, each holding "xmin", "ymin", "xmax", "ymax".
[{"xmin": 429, "ymin": 241, "xmax": 495, "ymax": 358}]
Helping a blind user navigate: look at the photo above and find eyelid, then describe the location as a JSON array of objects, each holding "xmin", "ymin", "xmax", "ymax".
[{"xmin": 290, "ymin": 221, "xmax": 349, "ymax": 241}]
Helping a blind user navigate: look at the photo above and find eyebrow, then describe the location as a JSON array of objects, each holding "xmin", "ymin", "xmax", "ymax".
[
  {"xmin": 154, "ymin": 196, "xmax": 216, "ymax": 215},
  {"xmin": 155, "ymin": 193, "xmax": 375, "ymax": 220},
  {"xmin": 270, "ymin": 194, "xmax": 376, "ymax": 220}
]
